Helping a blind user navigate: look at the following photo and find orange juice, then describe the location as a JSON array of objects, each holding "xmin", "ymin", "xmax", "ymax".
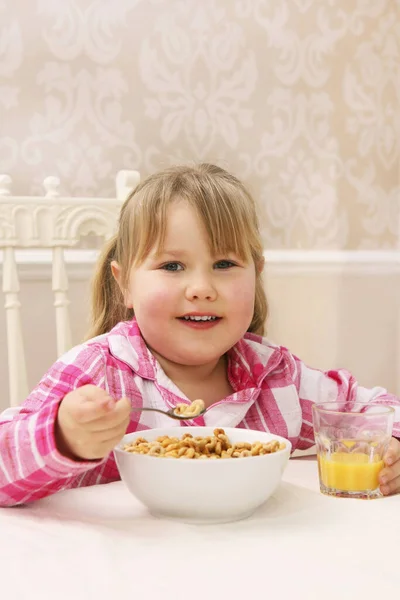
[{"xmin": 318, "ymin": 452, "xmax": 384, "ymax": 492}]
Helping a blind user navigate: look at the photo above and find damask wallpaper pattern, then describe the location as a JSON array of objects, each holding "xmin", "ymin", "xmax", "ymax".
[{"xmin": 0, "ymin": 0, "xmax": 399, "ymax": 249}]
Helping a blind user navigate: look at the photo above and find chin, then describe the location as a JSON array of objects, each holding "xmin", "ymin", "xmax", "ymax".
[{"xmin": 174, "ymin": 352, "xmax": 223, "ymax": 366}]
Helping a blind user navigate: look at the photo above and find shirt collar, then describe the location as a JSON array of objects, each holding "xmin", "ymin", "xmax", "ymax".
[
  {"xmin": 227, "ymin": 332, "xmax": 285, "ymax": 389},
  {"xmin": 107, "ymin": 318, "xmax": 157, "ymax": 380}
]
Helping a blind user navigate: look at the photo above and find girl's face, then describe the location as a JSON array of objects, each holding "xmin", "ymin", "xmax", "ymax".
[{"xmin": 114, "ymin": 201, "xmax": 260, "ymax": 369}]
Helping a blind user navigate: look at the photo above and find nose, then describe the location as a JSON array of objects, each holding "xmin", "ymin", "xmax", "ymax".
[{"xmin": 185, "ymin": 272, "xmax": 217, "ymax": 302}]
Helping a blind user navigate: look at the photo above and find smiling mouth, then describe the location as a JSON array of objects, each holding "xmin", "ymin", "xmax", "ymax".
[{"xmin": 178, "ymin": 315, "xmax": 221, "ymax": 322}]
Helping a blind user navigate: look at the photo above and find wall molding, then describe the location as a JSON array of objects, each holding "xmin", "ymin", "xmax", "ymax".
[
  {"xmin": 0, "ymin": 249, "xmax": 399, "ymax": 280},
  {"xmin": 264, "ymin": 250, "xmax": 400, "ymax": 275}
]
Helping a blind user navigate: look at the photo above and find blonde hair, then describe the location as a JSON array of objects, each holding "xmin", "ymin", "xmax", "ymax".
[{"xmin": 87, "ymin": 163, "xmax": 268, "ymax": 339}]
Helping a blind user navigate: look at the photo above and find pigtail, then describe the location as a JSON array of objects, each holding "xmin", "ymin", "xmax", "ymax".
[
  {"xmin": 248, "ymin": 277, "xmax": 268, "ymax": 336},
  {"xmin": 86, "ymin": 235, "xmax": 133, "ymax": 339}
]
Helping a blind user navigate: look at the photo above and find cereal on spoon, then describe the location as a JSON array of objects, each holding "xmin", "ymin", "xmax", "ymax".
[{"xmin": 173, "ymin": 399, "xmax": 205, "ymax": 418}]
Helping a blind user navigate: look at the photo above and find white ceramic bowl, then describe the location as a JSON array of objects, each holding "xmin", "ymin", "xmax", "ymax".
[{"xmin": 114, "ymin": 426, "xmax": 291, "ymax": 524}]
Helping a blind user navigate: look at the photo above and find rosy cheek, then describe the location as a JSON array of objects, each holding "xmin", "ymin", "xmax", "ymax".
[
  {"xmin": 137, "ymin": 287, "xmax": 175, "ymax": 317},
  {"xmin": 227, "ymin": 279, "xmax": 256, "ymax": 317},
  {"xmin": 231, "ymin": 279, "xmax": 255, "ymax": 301}
]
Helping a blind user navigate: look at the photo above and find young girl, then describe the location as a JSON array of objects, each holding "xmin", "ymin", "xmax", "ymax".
[{"xmin": 1, "ymin": 163, "xmax": 400, "ymax": 507}]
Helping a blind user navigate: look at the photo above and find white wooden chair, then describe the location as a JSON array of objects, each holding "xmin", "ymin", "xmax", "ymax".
[{"xmin": 0, "ymin": 170, "xmax": 140, "ymax": 407}]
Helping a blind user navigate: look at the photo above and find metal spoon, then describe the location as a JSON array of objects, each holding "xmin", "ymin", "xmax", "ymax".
[{"xmin": 130, "ymin": 406, "xmax": 207, "ymax": 421}]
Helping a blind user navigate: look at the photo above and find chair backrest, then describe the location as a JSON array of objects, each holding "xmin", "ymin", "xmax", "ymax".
[{"xmin": 0, "ymin": 170, "xmax": 140, "ymax": 407}]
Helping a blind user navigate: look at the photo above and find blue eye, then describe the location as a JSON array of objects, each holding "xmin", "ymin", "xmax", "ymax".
[
  {"xmin": 214, "ymin": 260, "xmax": 236, "ymax": 269},
  {"xmin": 160, "ymin": 262, "xmax": 183, "ymax": 272}
]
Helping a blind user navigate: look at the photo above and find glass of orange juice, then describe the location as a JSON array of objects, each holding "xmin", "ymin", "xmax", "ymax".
[{"xmin": 312, "ymin": 402, "xmax": 394, "ymax": 499}]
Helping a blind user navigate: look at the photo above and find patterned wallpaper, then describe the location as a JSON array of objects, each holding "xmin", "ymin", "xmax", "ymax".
[{"xmin": 0, "ymin": 0, "xmax": 399, "ymax": 249}]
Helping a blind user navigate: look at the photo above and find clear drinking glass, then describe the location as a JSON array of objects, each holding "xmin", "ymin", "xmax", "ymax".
[{"xmin": 312, "ymin": 402, "xmax": 394, "ymax": 499}]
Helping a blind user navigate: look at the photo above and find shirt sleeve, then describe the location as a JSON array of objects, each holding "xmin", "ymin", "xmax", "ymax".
[
  {"xmin": 286, "ymin": 351, "xmax": 400, "ymax": 451},
  {"xmin": 0, "ymin": 345, "xmax": 109, "ymax": 507}
]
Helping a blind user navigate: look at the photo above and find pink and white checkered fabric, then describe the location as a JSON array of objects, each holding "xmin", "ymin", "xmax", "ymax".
[{"xmin": 1, "ymin": 318, "xmax": 399, "ymax": 506}]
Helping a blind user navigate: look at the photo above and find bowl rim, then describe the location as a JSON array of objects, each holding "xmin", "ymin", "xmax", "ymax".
[{"xmin": 114, "ymin": 426, "xmax": 292, "ymax": 462}]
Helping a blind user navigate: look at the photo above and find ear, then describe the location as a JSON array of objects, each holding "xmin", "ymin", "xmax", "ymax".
[
  {"xmin": 111, "ymin": 261, "xmax": 133, "ymax": 308},
  {"xmin": 256, "ymin": 256, "xmax": 265, "ymax": 275}
]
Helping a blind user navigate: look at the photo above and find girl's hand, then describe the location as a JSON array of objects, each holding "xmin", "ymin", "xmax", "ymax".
[
  {"xmin": 56, "ymin": 385, "xmax": 131, "ymax": 461},
  {"xmin": 379, "ymin": 437, "xmax": 400, "ymax": 496}
]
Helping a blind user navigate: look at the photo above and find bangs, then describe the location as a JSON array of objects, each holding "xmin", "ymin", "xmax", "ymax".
[
  {"xmin": 126, "ymin": 166, "xmax": 262, "ymax": 268},
  {"xmin": 190, "ymin": 193, "xmax": 256, "ymax": 261}
]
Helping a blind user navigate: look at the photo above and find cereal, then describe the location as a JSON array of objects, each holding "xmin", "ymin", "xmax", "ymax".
[
  {"xmin": 123, "ymin": 428, "xmax": 286, "ymax": 459},
  {"xmin": 173, "ymin": 399, "xmax": 205, "ymax": 418}
]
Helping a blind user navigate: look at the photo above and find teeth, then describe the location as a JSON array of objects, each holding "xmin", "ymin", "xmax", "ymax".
[{"xmin": 183, "ymin": 316, "xmax": 217, "ymax": 321}]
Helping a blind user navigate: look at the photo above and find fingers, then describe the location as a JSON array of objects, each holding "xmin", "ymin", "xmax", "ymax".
[
  {"xmin": 73, "ymin": 398, "xmax": 113, "ymax": 423},
  {"xmin": 87, "ymin": 398, "xmax": 132, "ymax": 433},
  {"xmin": 380, "ymin": 474, "xmax": 400, "ymax": 496},
  {"xmin": 79, "ymin": 412, "xmax": 130, "ymax": 459},
  {"xmin": 83, "ymin": 435, "xmax": 128, "ymax": 460},
  {"xmin": 380, "ymin": 459, "xmax": 400, "ymax": 496},
  {"xmin": 383, "ymin": 437, "xmax": 400, "ymax": 467},
  {"xmin": 72, "ymin": 392, "xmax": 130, "ymax": 425},
  {"xmin": 90, "ymin": 417, "xmax": 131, "ymax": 444},
  {"xmin": 380, "ymin": 459, "xmax": 400, "ymax": 485},
  {"xmin": 380, "ymin": 438, "xmax": 400, "ymax": 496},
  {"xmin": 74, "ymin": 398, "xmax": 130, "ymax": 431},
  {"xmin": 57, "ymin": 387, "xmax": 131, "ymax": 461}
]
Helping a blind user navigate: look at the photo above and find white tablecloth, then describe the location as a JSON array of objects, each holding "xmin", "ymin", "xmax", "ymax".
[{"xmin": 1, "ymin": 458, "xmax": 398, "ymax": 600}]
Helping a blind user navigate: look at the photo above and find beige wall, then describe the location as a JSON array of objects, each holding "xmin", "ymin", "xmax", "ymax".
[
  {"xmin": 267, "ymin": 270, "xmax": 400, "ymax": 392},
  {"xmin": 1, "ymin": 1, "xmax": 399, "ymax": 409},
  {"xmin": 1, "ymin": 0, "xmax": 399, "ymax": 249},
  {"xmin": 1, "ymin": 265, "xmax": 399, "ymax": 412}
]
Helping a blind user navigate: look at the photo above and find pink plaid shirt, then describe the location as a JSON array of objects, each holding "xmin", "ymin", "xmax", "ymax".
[{"xmin": 1, "ymin": 318, "xmax": 399, "ymax": 507}]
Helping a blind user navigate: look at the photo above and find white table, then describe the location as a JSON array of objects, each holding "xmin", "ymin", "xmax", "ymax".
[{"xmin": 1, "ymin": 458, "xmax": 398, "ymax": 600}]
